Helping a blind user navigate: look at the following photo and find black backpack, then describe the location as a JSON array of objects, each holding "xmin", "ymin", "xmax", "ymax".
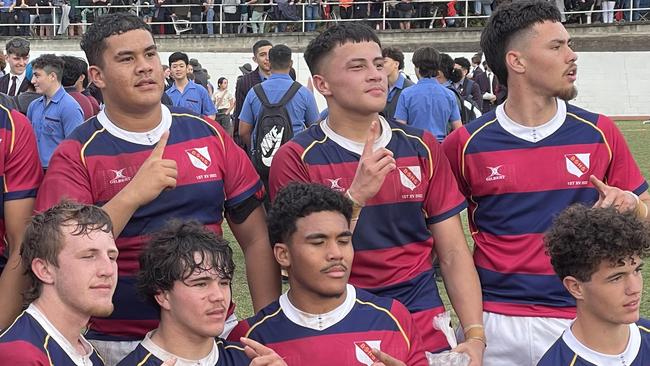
[
  {"xmin": 251, "ymin": 82, "xmax": 302, "ymax": 179},
  {"xmin": 447, "ymin": 85, "xmax": 482, "ymax": 125}
]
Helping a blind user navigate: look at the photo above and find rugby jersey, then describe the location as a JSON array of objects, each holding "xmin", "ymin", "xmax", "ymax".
[
  {"xmin": 0, "ymin": 105, "xmax": 43, "ymax": 267},
  {"xmin": 229, "ymin": 285, "xmax": 428, "ymax": 366},
  {"xmin": 269, "ymin": 116, "xmax": 467, "ymax": 352},
  {"xmin": 442, "ymin": 100, "xmax": 648, "ymax": 318},
  {"xmin": 0, "ymin": 304, "xmax": 105, "ymax": 365},
  {"xmin": 118, "ymin": 333, "xmax": 250, "ymax": 366},
  {"xmin": 537, "ymin": 319, "xmax": 650, "ymax": 366},
  {"xmin": 35, "ymin": 105, "xmax": 263, "ymax": 341}
]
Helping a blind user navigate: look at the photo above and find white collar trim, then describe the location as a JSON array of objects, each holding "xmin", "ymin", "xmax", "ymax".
[
  {"xmin": 496, "ymin": 98, "xmax": 566, "ymax": 143},
  {"xmin": 141, "ymin": 330, "xmax": 220, "ymax": 366},
  {"xmin": 562, "ymin": 323, "xmax": 640, "ymax": 366},
  {"xmin": 321, "ymin": 116, "xmax": 392, "ymax": 155},
  {"xmin": 279, "ymin": 284, "xmax": 356, "ymax": 331},
  {"xmin": 97, "ymin": 104, "xmax": 172, "ymax": 145},
  {"xmin": 26, "ymin": 304, "xmax": 95, "ymax": 365}
]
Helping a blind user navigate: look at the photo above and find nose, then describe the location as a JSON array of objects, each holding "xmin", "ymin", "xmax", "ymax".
[
  {"xmin": 326, "ymin": 241, "xmax": 344, "ymax": 261},
  {"xmin": 97, "ymin": 254, "xmax": 116, "ymax": 278},
  {"xmin": 626, "ymin": 271, "xmax": 643, "ymax": 296},
  {"xmin": 207, "ymin": 281, "xmax": 226, "ymax": 302},
  {"xmin": 368, "ymin": 64, "xmax": 385, "ymax": 84},
  {"xmin": 135, "ymin": 55, "xmax": 154, "ymax": 74}
]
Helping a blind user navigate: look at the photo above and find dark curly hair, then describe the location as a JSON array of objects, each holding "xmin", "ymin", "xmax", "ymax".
[
  {"xmin": 304, "ymin": 23, "xmax": 381, "ymax": 75},
  {"xmin": 268, "ymin": 183, "xmax": 353, "ymax": 246},
  {"xmin": 545, "ymin": 205, "xmax": 650, "ymax": 282},
  {"xmin": 21, "ymin": 200, "xmax": 113, "ymax": 303},
  {"xmin": 81, "ymin": 12, "xmax": 153, "ymax": 68},
  {"xmin": 480, "ymin": 0, "xmax": 561, "ymax": 87},
  {"xmin": 412, "ymin": 46, "xmax": 440, "ymax": 79},
  {"xmin": 137, "ymin": 221, "xmax": 234, "ymax": 309}
]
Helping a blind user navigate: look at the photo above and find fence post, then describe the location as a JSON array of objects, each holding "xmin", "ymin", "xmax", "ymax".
[{"xmin": 219, "ymin": 4, "xmax": 223, "ymax": 34}]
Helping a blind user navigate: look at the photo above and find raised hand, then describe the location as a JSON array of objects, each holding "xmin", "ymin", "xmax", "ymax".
[
  {"xmin": 241, "ymin": 337, "xmax": 287, "ymax": 366},
  {"xmin": 125, "ymin": 131, "xmax": 178, "ymax": 207},
  {"xmin": 347, "ymin": 121, "xmax": 396, "ymax": 206},
  {"xmin": 590, "ymin": 175, "xmax": 637, "ymax": 213}
]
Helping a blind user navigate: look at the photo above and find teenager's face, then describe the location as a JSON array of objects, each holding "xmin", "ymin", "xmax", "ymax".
[
  {"xmin": 253, "ymin": 45, "xmax": 272, "ymax": 74},
  {"xmin": 159, "ymin": 253, "xmax": 232, "ymax": 339},
  {"xmin": 31, "ymin": 67, "xmax": 58, "ymax": 96},
  {"xmin": 314, "ymin": 41, "xmax": 387, "ymax": 116},
  {"xmin": 6, "ymin": 52, "xmax": 29, "ymax": 75},
  {"xmin": 577, "ymin": 256, "xmax": 643, "ymax": 326},
  {"xmin": 44, "ymin": 226, "xmax": 118, "ymax": 318},
  {"xmin": 514, "ymin": 20, "xmax": 578, "ymax": 100},
  {"xmin": 170, "ymin": 60, "xmax": 188, "ymax": 81},
  {"xmin": 89, "ymin": 29, "xmax": 164, "ymax": 114},
  {"xmin": 383, "ymin": 56, "xmax": 399, "ymax": 78},
  {"xmin": 277, "ymin": 211, "xmax": 353, "ymax": 301}
]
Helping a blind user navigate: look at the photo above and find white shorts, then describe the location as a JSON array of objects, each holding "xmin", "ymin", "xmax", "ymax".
[
  {"xmin": 457, "ymin": 312, "xmax": 572, "ymax": 366},
  {"xmin": 90, "ymin": 313, "xmax": 238, "ymax": 366}
]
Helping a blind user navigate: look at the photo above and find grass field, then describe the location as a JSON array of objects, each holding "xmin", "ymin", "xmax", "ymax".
[{"xmin": 225, "ymin": 120, "xmax": 650, "ymax": 320}]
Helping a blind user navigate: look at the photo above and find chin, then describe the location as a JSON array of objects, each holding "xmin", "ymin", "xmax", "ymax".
[
  {"xmin": 89, "ymin": 303, "xmax": 115, "ymax": 318},
  {"xmin": 558, "ymin": 86, "xmax": 578, "ymax": 101}
]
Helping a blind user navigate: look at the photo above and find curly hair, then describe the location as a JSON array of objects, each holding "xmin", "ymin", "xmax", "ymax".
[
  {"xmin": 480, "ymin": 0, "xmax": 561, "ymax": 87},
  {"xmin": 81, "ymin": 12, "xmax": 152, "ymax": 68},
  {"xmin": 21, "ymin": 200, "xmax": 113, "ymax": 303},
  {"xmin": 545, "ymin": 205, "xmax": 650, "ymax": 282},
  {"xmin": 304, "ymin": 23, "xmax": 381, "ymax": 75},
  {"xmin": 268, "ymin": 183, "xmax": 353, "ymax": 246},
  {"xmin": 137, "ymin": 221, "xmax": 234, "ymax": 309}
]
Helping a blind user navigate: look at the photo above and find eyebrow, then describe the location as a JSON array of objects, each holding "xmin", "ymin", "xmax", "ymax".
[
  {"xmin": 305, "ymin": 231, "xmax": 353, "ymax": 240},
  {"xmin": 550, "ymin": 38, "xmax": 572, "ymax": 45},
  {"xmin": 115, "ymin": 44, "xmax": 157, "ymax": 58},
  {"xmin": 605, "ymin": 262, "xmax": 644, "ymax": 280},
  {"xmin": 346, "ymin": 57, "xmax": 385, "ymax": 64}
]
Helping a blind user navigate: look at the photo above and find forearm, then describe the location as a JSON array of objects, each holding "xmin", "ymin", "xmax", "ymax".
[
  {"xmin": 102, "ymin": 188, "xmax": 140, "ymax": 238},
  {"xmin": 0, "ymin": 254, "xmax": 28, "ymax": 328},
  {"xmin": 439, "ymin": 249, "xmax": 483, "ymax": 328}
]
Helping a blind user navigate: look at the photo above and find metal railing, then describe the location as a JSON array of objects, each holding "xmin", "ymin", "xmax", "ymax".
[{"xmin": 0, "ymin": 1, "xmax": 648, "ymax": 36}]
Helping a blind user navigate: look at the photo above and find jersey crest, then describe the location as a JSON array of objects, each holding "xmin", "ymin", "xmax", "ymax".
[
  {"xmin": 398, "ymin": 166, "xmax": 421, "ymax": 191},
  {"xmin": 565, "ymin": 153, "xmax": 590, "ymax": 177},
  {"xmin": 185, "ymin": 147, "xmax": 212, "ymax": 171},
  {"xmin": 354, "ymin": 340, "xmax": 381, "ymax": 365}
]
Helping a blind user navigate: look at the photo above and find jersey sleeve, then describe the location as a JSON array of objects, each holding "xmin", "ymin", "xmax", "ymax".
[
  {"xmin": 423, "ymin": 132, "xmax": 467, "ymax": 225},
  {"xmin": 4, "ymin": 110, "xmax": 43, "ymax": 201},
  {"xmin": 441, "ymin": 128, "xmax": 471, "ymax": 198},
  {"xmin": 208, "ymin": 117, "xmax": 264, "ymax": 209},
  {"xmin": 390, "ymin": 299, "xmax": 428, "ymax": 366},
  {"xmin": 0, "ymin": 341, "xmax": 51, "ymax": 365},
  {"xmin": 268, "ymin": 141, "xmax": 311, "ymax": 200},
  {"xmin": 598, "ymin": 115, "xmax": 648, "ymax": 195},
  {"xmin": 34, "ymin": 139, "xmax": 93, "ymax": 212}
]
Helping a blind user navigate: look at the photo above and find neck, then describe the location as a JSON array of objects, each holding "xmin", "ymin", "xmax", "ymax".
[
  {"xmin": 45, "ymin": 85, "xmax": 60, "ymax": 100},
  {"xmin": 32, "ymin": 296, "xmax": 88, "ymax": 354},
  {"xmin": 151, "ymin": 320, "xmax": 215, "ymax": 360},
  {"xmin": 271, "ymin": 69, "xmax": 290, "ymax": 76},
  {"xmin": 571, "ymin": 314, "xmax": 631, "ymax": 355},
  {"xmin": 327, "ymin": 103, "xmax": 381, "ymax": 143},
  {"xmin": 503, "ymin": 84, "xmax": 558, "ymax": 127},
  {"xmin": 259, "ymin": 68, "xmax": 271, "ymax": 78},
  {"xmin": 387, "ymin": 71, "xmax": 399, "ymax": 86},
  {"xmin": 286, "ymin": 284, "xmax": 347, "ymax": 314},
  {"xmin": 174, "ymin": 77, "xmax": 189, "ymax": 89},
  {"xmin": 103, "ymin": 100, "xmax": 162, "ymax": 132}
]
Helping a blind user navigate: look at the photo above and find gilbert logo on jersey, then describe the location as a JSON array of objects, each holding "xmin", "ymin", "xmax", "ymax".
[
  {"xmin": 109, "ymin": 168, "xmax": 131, "ymax": 184},
  {"xmin": 565, "ymin": 153, "xmax": 590, "ymax": 178},
  {"xmin": 354, "ymin": 340, "xmax": 381, "ymax": 365},
  {"xmin": 185, "ymin": 147, "xmax": 212, "ymax": 171}
]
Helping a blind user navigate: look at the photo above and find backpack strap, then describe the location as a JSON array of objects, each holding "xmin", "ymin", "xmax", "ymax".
[{"xmin": 253, "ymin": 82, "xmax": 302, "ymax": 109}]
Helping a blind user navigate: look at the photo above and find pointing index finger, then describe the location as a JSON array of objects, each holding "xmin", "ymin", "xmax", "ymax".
[
  {"xmin": 362, "ymin": 121, "xmax": 378, "ymax": 158},
  {"xmin": 589, "ymin": 175, "xmax": 608, "ymax": 196},
  {"xmin": 150, "ymin": 130, "xmax": 170, "ymax": 159},
  {"xmin": 241, "ymin": 337, "xmax": 272, "ymax": 356}
]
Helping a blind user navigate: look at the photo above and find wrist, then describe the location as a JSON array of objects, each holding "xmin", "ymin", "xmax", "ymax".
[{"xmin": 345, "ymin": 189, "xmax": 364, "ymax": 221}]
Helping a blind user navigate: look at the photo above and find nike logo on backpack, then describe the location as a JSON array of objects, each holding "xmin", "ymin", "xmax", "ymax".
[{"xmin": 261, "ymin": 126, "xmax": 284, "ymax": 167}]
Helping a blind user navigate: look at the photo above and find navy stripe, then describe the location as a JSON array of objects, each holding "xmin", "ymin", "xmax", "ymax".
[
  {"xmin": 120, "ymin": 181, "xmax": 225, "ymax": 237},
  {"xmin": 107, "ymin": 276, "xmax": 160, "ymax": 320},
  {"xmin": 225, "ymin": 180, "xmax": 263, "ymax": 208},
  {"xmin": 474, "ymin": 188, "xmax": 598, "ymax": 235},
  {"xmin": 365, "ymin": 269, "xmax": 443, "ymax": 312},
  {"xmin": 5, "ymin": 188, "xmax": 38, "ymax": 201},
  {"xmin": 478, "ymin": 267, "xmax": 575, "ymax": 307},
  {"xmin": 426, "ymin": 201, "xmax": 467, "ymax": 225},
  {"xmin": 355, "ymin": 201, "xmax": 431, "ymax": 251}
]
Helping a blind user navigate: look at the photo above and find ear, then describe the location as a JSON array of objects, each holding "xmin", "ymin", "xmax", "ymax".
[
  {"xmin": 31, "ymin": 258, "xmax": 55, "ymax": 285},
  {"xmin": 505, "ymin": 49, "xmax": 526, "ymax": 76},
  {"xmin": 88, "ymin": 65, "xmax": 104, "ymax": 88},
  {"xmin": 312, "ymin": 74, "xmax": 331, "ymax": 97},
  {"xmin": 154, "ymin": 290, "xmax": 172, "ymax": 311},
  {"xmin": 563, "ymin": 276, "xmax": 584, "ymax": 301},
  {"xmin": 273, "ymin": 243, "xmax": 291, "ymax": 268}
]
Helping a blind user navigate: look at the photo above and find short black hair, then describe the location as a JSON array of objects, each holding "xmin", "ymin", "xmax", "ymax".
[
  {"xmin": 138, "ymin": 221, "xmax": 235, "ymax": 310},
  {"xmin": 454, "ymin": 57, "xmax": 471, "ymax": 72},
  {"xmin": 253, "ymin": 39, "xmax": 273, "ymax": 56},
  {"xmin": 81, "ymin": 12, "xmax": 153, "ymax": 68},
  {"xmin": 218, "ymin": 77, "xmax": 227, "ymax": 87},
  {"xmin": 61, "ymin": 55, "xmax": 88, "ymax": 88},
  {"xmin": 480, "ymin": 0, "xmax": 561, "ymax": 87},
  {"xmin": 545, "ymin": 205, "xmax": 650, "ymax": 283},
  {"xmin": 269, "ymin": 44, "xmax": 292, "ymax": 70},
  {"xmin": 268, "ymin": 183, "xmax": 353, "ymax": 246},
  {"xmin": 382, "ymin": 46, "xmax": 405, "ymax": 70},
  {"xmin": 440, "ymin": 53, "xmax": 462, "ymax": 83},
  {"xmin": 412, "ymin": 46, "xmax": 440, "ymax": 78},
  {"xmin": 5, "ymin": 37, "xmax": 30, "ymax": 57},
  {"xmin": 304, "ymin": 23, "xmax": 381, "ymax": 75},
  {"xmin": 168, "ymin": 52, "xmax": 189, "ymax": 67},
  {"xmin": 32, "ymin": 54, "xmax": 65, "ymax": 82}
]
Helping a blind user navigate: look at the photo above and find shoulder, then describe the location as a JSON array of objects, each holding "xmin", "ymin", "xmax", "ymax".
[
  {"xmin": 117, "ymin": 343, "xmax": 161, "ymax": 366},
  {"xmin": 537, "ymin": 336, "xmax": 575, "ymax": 366},
  {"xmin": 637, "ymin": 318, "xmax": 650, "ymax": 333},
  {"xmin": 218, "ymin": 339, "xmax": 250, "ymax": 364}
]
